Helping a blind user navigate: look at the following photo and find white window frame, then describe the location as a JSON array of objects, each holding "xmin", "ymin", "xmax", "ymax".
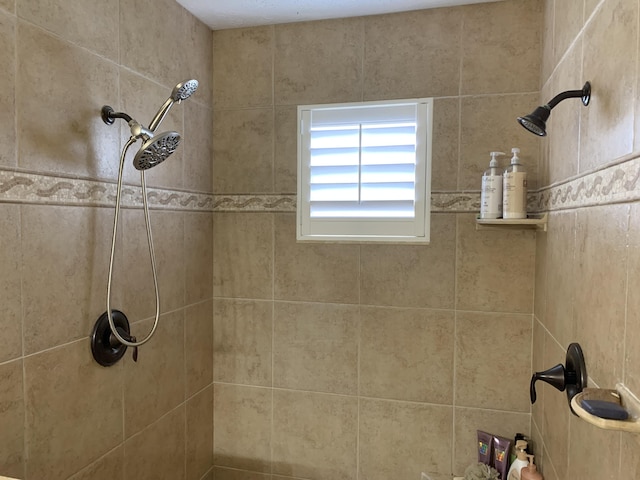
[{"xmin": 297, "ymin": 98, "xmax": 433, "ymax": 243}]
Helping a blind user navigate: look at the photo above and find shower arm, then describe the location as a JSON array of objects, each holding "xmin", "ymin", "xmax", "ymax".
[{"xmin": 545, "ymin": 82, "xmax": 592, "ymax": 110}]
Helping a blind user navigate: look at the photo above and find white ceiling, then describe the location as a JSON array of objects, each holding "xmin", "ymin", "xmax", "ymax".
[{"xmin": 176, "ymin": 0, "xmax": 504, "ymax": 30}]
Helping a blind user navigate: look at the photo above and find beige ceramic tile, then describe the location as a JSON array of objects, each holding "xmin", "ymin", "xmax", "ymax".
[
  {"xmin": 541, "ymin": 0, "xmax": 555, "ymax": 85},
  {"xmin": 67, "ymin": 448, "xmax": 123, "ymax": 480},
  {"xmin": 360, "ymin": 306, "xmax": 454, "ymax": 404},
  {"xmin": 626, "ymin": 204, "xmax": 640, "ymax": 395},
  {"xmin": 274, "ymin": 18, "xmax": 363, "ymax": 106},
  {"xmin": 537, "ymin": 84, "xmax": 552, "ymax": 187},
  {"xmin": 461, "ymin": 0, "xmax": 543, "ymax": 95},
  {"xmin": 213, "ymin": 27, "xmax": 273, "ymax": 109},
  {"xmin": 573, "ymin": 205, "xmax": 628, "ymax": 385},
  {"xmin": 360, "ymin": 214, "xmax": 456, "ymax": 308},
  {"xmin": 24, "ymin": 341, "xmax": 122, "ymax": 480},
  {"xmin": 363, "ymin": 9, "xmax": 461, "ymax": 99},
  {"xmin": 620, "ymin": 432, "xmax": 640, "ymax": 480},
  {"xmin": 459, "ymin": 93, "xmax": 541, "ymax": 190},
  {"xmin": 214, "ymin": 384, "xmax": 272, "ymax": 473},
  {"xmin": 455, "ymin": 311, "xmax": 532, "ymax": 412},
  {"xmin": 213, "ymin": 299, "xmax": 272, "ymax": 386},
  {"xmin": 272, "ymin": 390, "xmax": 357, "ymax": 480},
  {"xmin": 202, "ymin": 470, "xmax": 215, "ymax": 480},
  {"xmin": 544, "ymin": 212, "xmax": 577, "ymax": 346},
  {"xmin": 184, "ymin": 102, "xmax": 213, "ymax": 193},
  {"xmin": 432, "ymin": 98, "xmax": 460, "ymax": 191},
  {"xmin": 185, "ymin": 300, "xmax": 213, "ymax": 396},
  {"xmin": 124, "ymin": 406, "xmax": 186, "ymax": 480},
  {"xmin": 553, "ymin": 0, "xmax": 584, "ymax": 64},
  {"xmin": 0, "ymin": 360, "xmax": 24, "ymax": 480},
  {"xmin": 532, "ymin": 318, "xmax": 546, "ymax": 431},
  {"xmin": 581, "ymin": 0, "xmax": 636, "ymax": 172},
  {"xmin": 121, "ymin": 209, "xmax": 184, "ymax": 322},
  {"xmin": 213, "ymin": 108, "xmax": 274, "ymax": 193},
  {"xmin": 123, "ymin": 311, "xmax": 185, "ymax": 438},
  {"xmin": 274, "ymin": 106, "xmax": 297, "ymax": 194},
  {"xmin": 548, "ymin": 40, "xmax": 582, "ymax": 184},
  {"xmin": 185, "ymin": 212, "xmax": 213, "ymax": 306},
  {"xmin": 359, "ymin": 398, "xmax": 452, "ymax": 480},
  {"xmin": 0, "ymin": 0, "xmax": 13, "ymax": 12},
  {"xmin": 17, "ymin": 22, "xmax": 120, "ymax": 180},
  {"xmin": 214, "ymin": 468, "xmax": 271, "ymax": 480},
  {"xmin": 453, "ymin": 407, "xmax": 530, "ymax": 476},
  {"xmin": 18, "ymin": 0, "xmax": 118, "ymax": 60},
  {"xmin": 21, "ymin": 205, "xmax": 118, "ymax": 354},
  {"xmin": 0, "ymin": 12, "xmax": 15, "ymax": 167},
  {"xmin": 120, "ymin": 0, "xmax": 186, "ymax": 87},
  {"xmin": 541, "ymin": 337, "xmax": 570, "ymax": 480},
  {"xmin": 584, "ymin": 0, "xmax": 601, "ymax": 19},
  {"xmin": 529, "ymin": 420, "xmax": 544, "ymax": 471},
  {"xmin": 0, "ymin": 205, "xmax": 21, "ymax": 363},
  {"xmin": 273, "ymin": 302, "xmax": 358, "ymax": 395},
  {"xmin": 187, "ymin": 386, "xmax": 214, "ymax": 480},
  {"xmin": 567, "ymin": 413, "xmax": 621, "ymax": 479},
  {"xmin": 456, "ymin": 214, "xmax": 536, "ymax": 314},
  {"xmin": 274, "ymin": 213, "xmax": 359, "ymax": 304},
  {"xmin": 534, "ymin": 224, "xmax": 547, "ymax": 324},
  {"xmin": 119, "ymin": 69, "xmax": 185, "ymax": 190},
  {"xmin": 213, "ymin": 213, "xmax": 273, "ymax": 300},
  {"xmin": 184, "ymin": 13, "xmax": 213, "ymax": 108}
]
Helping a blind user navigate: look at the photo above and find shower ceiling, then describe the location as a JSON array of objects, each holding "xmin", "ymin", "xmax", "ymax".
[{"xmin": 176, "ymin": 0, "xmax": 505, "ymax": 30}]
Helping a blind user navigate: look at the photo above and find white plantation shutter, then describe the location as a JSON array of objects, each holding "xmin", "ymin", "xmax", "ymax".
[{"xmin": 297, "ymin": 99, "xmax": 432, "ymax": 242}]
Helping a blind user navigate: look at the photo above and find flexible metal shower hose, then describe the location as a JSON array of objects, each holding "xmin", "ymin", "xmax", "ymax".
[{"xmin": 105, "ymin": 136, "xmax": 161, "ymax": 347}]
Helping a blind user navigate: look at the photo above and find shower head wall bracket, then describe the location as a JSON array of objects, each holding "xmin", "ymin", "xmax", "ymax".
[{"xmin": 101, "ymin": 105, "xmax": 132, "ymax": 126}]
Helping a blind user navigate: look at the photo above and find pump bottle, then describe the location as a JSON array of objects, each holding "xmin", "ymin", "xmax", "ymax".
[
  {"xmin": 507, "ymin": 440, "xmax": 529, "ymax": 480},
  {"xmin": 503, "ymin": 147, "xmax": 527, "ymax": 219},
  {"xmin": 480, "ymin": 151, "xmax": 505, "ymax": 219}
]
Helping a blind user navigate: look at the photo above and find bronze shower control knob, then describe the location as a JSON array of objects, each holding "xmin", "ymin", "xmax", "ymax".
[{"xmin": 530, "ymin": 343, "xmax": 587, "ymax": 415}]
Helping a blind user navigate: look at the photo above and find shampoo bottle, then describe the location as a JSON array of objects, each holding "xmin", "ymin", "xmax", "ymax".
[
  {"xmin": 503, "ymin": 147, "xmax": 527, "ymax": 219},
  {"xmin": 506, "ymin": 440, "xmax": 529, "ymax": 480},
  {"xmin": 480, "ymin": 151, "xmax": 505, "ymax": 219}
]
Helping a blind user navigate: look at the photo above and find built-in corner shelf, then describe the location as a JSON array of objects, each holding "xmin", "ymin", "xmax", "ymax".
[
  {"xmin": 571, "ymin": 383, "xmax": 640, "ymax": 433},
  {"xmin": 475, "ymin": 213, "xmax": 548, "ymax": 232}
]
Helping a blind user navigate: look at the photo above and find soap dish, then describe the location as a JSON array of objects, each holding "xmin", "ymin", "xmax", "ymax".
[{"xmin": 571, "ymin": 383, "xmax": 640, "ymax": 433}]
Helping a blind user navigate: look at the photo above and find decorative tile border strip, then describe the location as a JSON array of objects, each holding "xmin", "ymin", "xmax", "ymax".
[
  {"xmin": 532, "ymin": 155, "xmax": 640, "ymax": 213},
  {"xmin": 0, "ymin": 170, "xmax": 214, "ymax": 211},
  {"xmin": 3, "ymin": 155, "xmax": 640, "ymax": 213}
]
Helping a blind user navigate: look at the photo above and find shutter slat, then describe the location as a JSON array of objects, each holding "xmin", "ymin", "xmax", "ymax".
[{"xmin": 310, "ymin": 200, "xmax": 415, "ymax": 218}]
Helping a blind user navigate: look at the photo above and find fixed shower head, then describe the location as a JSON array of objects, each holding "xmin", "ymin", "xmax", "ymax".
[
  {"xmin": 133, "ymin": 131, "xmax": 181, "ymax": 170},
  {"xmin": 147, "ymin": 79, "xmax": 199, "ymax": 132},
  {"xmin": 517, "ymin": 82, "xmax": 591, "ymax": 136}
]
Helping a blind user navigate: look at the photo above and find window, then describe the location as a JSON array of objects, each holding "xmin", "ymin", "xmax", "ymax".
[{"xmin": 297, "ymin": 98, "xmax": 433, "ymax": 243}]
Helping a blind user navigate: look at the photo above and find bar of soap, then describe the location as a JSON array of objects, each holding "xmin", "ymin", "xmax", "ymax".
[{"xmin": 580, "ymin": 399, "xmax": 629, "ymax": 420}]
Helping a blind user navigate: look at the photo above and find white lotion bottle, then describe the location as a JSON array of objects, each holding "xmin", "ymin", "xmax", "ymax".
[
  {"xmin": 503, "ymin": 147, "xmax": 527, "ymax": 219},
  {"xmin": 480, "ymin": 151, "xmax": 505, "ymax": 219},
  {"xmin": 507, "ymin": 440, "xmax": 529, "ymax": 480}
]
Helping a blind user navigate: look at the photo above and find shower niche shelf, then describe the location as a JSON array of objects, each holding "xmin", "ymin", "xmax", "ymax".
[
  {"xmin": 475, "ymin": 213, "xmax": 548, "ymax": 231},
  {"xmin": 571, "ymin": 383, "xmax": 640, "ymax": 433}
]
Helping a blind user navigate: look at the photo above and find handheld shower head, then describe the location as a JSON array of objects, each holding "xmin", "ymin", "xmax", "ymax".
[
  {"xmin": 133, "ymin": 131, "xmax": 181, "ymax": 170},
  {"xmin": 147, "ymin": 79, "xmax": 199, "ymax": 132},
  {"xmin": 172, "ymin": 79, "xmax": 199, "ymax": 102}
]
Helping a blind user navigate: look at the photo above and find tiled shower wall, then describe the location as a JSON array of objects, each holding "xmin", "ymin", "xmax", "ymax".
[
  {"xmin": 0, "ymin": 1, "xmax": 214, "ymax": 479},
  {"xmin": 532, "ymin": 0, "xmax": 640, "ymax": 479},
  {"xmin": 211, "ymin": 1, "xmax": 543, "ymax": 478}
]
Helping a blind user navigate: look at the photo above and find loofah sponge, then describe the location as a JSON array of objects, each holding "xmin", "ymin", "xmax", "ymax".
[{"xmin": 463, "ymin": 463, "xmax": 501, "ymax": 480}]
